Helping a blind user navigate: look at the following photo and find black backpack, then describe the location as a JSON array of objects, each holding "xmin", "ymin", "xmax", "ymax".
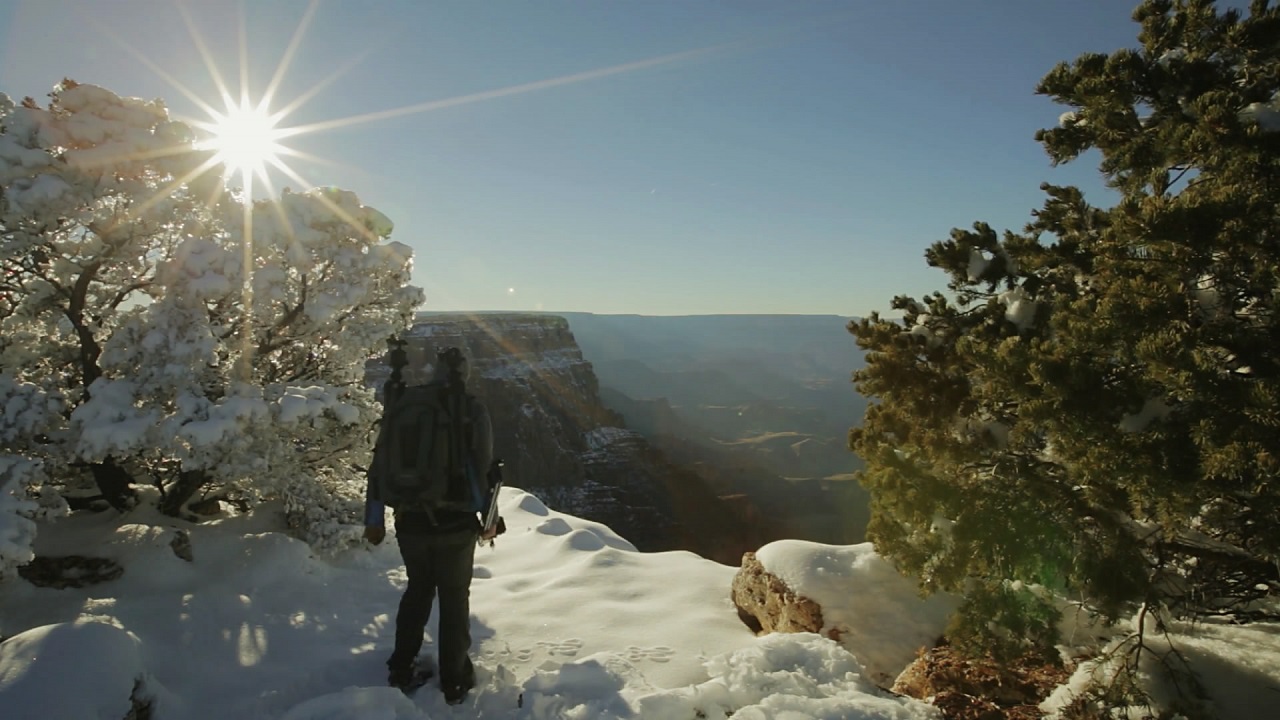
[{"xmin": 374, "ymin": 379, "xmax": 484, "ymax": 514}]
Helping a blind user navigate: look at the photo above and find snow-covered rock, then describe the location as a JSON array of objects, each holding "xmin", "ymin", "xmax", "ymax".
[
  {"xmin": 732, "ymin": 550, "xmax": 827, "ymax": 637},
  {"xmin": 0, "ymin": 621, "xmax": 165, "ymax": 720},
  {"xmin": 752, "ymin": 540, "xmax": 959, "ymax": 688}
]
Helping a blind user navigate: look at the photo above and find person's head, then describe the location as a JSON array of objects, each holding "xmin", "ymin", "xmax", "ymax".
[{"xmin": 433, "ymin": 346, "xmax": 470, "ymax": 384}]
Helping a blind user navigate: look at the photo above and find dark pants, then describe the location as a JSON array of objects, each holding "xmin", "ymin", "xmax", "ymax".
[{"xmin": 388, "ymin": 528, "xmax": 478, "ymax": 691}]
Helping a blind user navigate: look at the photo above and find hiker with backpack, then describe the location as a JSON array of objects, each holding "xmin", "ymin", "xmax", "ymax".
[{"xmin": 363, "ymin": 345, "xmax": 501, "ymax": 704}]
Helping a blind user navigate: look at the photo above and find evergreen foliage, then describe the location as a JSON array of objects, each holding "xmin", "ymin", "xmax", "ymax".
[{"xmin": 849, "ymin": 0, "xmax": 1280, "ymax": 661}]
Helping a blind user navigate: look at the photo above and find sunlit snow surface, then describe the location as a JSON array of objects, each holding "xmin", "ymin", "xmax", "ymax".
[{"xmin": 1, "ymin": 488, "xmax": 1277, "ymax": 719}]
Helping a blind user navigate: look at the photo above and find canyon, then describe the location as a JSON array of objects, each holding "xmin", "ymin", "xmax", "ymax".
[
  {"xmin": 561, "ymin": 312, "xmax": 872, "ymax": 547},
  {"xmin": 366, "ymin": 312, "xmax": 869, "ymax": 565}
]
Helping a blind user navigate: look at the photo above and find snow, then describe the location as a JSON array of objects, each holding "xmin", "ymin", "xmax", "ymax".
[
  {"xmin": 70, "ymin": 378, "xmax": 162, "ymax": 459},
  {"xmin": 1, "ymin": 489, "xmax": 951, "ymax": 719},
  {"xmin": 755, "ymin": 540, "xmax": 957, "ymax": 687},
  {"xmin": 583, "ymin": 426, "xmax": 638, "ymax": 451},
  {"xmin": 0, "ymin": 376, "xmax": 53, "ymax": 576},
  {"xmin": 4, "ymin": 173, "xmax": 71, "ymax": 215},
  {"xmin": 999, "ymin": 286, "xmax": 1039, "ymax": 331},
  {"xmin": 1195, "ymin": 273, "xmax": 1223, "ymax": 316},
  {"xmin": 164, "ymin": 236, "xmax": 243, "ymax": 298},
  {"xmin": 908, "ymin": 314, "xmax": 941, "ymax": 348},
  {"xmin": 966, "ymin": 248, "xmax": 991, "ymax": 282},
  {"xmin": 1239, "ymin": 91, "xmax": 1280, "ymax": 132},
  {"xmin": 0, "ymin": 482, "xmax": 37, "ymax": 577},
  {"xmin": 637, "ymin": 633, "xmax": 933, "ymax": 720},
  {"xmin": 1118, "ymin": 397, "xmax": 1172, "ymax": 433},
  {"xmin": 1041, "ymin": 612, "xmax": 1280, "ymax": 720},
  {"xmin": 0, "ymin": 483, "xmax": 1277, "ymax": 719},
  {"xmin": 0, "ymin": 621, "xmax": 156, "ymax": 720},
  {"xmin": 1157, "ymin": 48, "xmax": 1188, "ymax": 66},
  {"xmin": 0, "ymin": 376, "xmax": 60, "ymax": 441},
  {"xmin": 277, "ymin": 386, "xmax": 361, "ymax": 425},
  {"xmin": 479, "ymin": 349, "xmax": 587, "ymax": 381},
  {"xmin": 0, "ymin": 134, "xmax": 52, "ymax": 173}
]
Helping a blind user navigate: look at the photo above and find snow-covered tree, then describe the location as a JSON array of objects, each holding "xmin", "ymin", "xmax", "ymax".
[
  {"xmin": 849, "ymin": 0, "xmax": 1278, "ymax": 703},
  {"xmin": 1, "ymin": 80, "xmax": 422, "ymax": 563}
]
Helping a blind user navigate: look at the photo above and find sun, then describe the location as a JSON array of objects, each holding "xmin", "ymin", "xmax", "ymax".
[
  {"xmin": 198, "ymin": 99, "xmax": 287, "ymax": 182},
  {"xmin": 131, "ymin": 3, "xmax": 724, "ymax": 200}
]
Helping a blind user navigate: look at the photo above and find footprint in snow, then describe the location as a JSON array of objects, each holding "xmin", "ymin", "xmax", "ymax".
[
  {"xmin": 536, "ymin": 638, "xmax": 584, "ymax": 657},
  {"xmin": 624, "ymin": 645, "xmax": 675, "ymax": 663}
]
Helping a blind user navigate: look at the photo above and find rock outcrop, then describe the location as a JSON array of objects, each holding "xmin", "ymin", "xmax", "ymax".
[
  {"xmin": 730, "ymin": 551, "xmax": 827, "ymax": 637},
  {"xmin": 366, "ymin": 313, "xmax": 770, "ymax": 561}
]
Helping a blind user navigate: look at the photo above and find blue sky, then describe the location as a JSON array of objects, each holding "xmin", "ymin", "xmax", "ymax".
[{"xmin": 1, "ymin": 1, "xmax": 1155, "ymax": 316}]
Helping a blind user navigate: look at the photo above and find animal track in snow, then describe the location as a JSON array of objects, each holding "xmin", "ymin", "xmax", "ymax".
[
  {"xmin": 536, "ymin": 638, "xmax": 584, "ymax": 657},
  {"xmin": 482, "ymin": 645, "xmax": 535, "ymax": 662},
  {"xmin": 623, "ymin": 645, "xmax": 675, "ymax": 663}
]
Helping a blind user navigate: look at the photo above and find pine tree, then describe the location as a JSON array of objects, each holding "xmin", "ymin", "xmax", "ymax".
[{"xmin": 849, "ymin": 0, "xmax": 1279, "ymax": 686}]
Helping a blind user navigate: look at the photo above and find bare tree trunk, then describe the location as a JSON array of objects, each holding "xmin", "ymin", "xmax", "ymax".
[
  {"xmin": 91, "ymin": 456, "xmax": 137, "ymax": 511},
  {"xmin": 66, "ymin": 262, "xmax": 138, "ymax": 510},
  {"xmin": 160, "ymin": 469, "xmax": 208, "ymax": 517}
]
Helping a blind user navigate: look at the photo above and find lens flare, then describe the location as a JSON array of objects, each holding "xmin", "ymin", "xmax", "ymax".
[{"xmin": 197, "ymin": 99, "xmax": 286, "ymax": 181}]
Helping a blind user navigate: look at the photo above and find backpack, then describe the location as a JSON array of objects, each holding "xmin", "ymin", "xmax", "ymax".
[{"xmin": 374, "ymin": 380, "xmax": 485, "ymax": 515}]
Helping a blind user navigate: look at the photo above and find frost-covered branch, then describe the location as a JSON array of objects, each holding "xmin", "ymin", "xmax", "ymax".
[{"xmin": 2, "ymin": 81, "xmax": 421, "ymax": 527}]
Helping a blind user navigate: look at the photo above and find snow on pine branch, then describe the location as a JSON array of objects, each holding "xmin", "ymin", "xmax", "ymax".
[
  {"xmin": 1239, "ymin": 90, "xmax": 1280, "ymax": 132},
  {"xmin": 999, "ymin": 286, "xmax": 1039, "ymax": 332},
  {"xmin": 0, "ymin": 476, "xmax": 37, "ymax": 580}
]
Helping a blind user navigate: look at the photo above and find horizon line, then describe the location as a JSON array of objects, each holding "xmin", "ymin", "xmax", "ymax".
[{"xmin": 415, "ymin": 309, "xmax": 865, "ymax": 319}]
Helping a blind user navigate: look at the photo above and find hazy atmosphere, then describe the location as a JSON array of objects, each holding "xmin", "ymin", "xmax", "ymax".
[{"xmin": 0, "ymin": 0, "xmax": 1135, "ymax": 316}]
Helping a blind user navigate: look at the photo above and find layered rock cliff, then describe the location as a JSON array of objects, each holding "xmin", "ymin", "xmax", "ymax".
[
  {"xmin": 561, "ymin": 312, "xmax": 872, "ymax": 545},
  {"xmin": 365, "ymin": 313, "xmax": 771, "ymax": 562}
]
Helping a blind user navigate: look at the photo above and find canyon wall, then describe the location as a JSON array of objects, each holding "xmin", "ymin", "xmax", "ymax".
[{"xmin": 365, "ymin": 313, "xmax": 772, "ymax": 563}]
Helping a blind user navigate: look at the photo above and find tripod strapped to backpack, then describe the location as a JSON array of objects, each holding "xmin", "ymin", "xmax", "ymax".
[
  {"xmin": 383, "ymin": 335, "xmax": 410, "ymax": 406},
  {"xmin": 480, "ymin": 459, "xmax": 505, "ymax": 547}
]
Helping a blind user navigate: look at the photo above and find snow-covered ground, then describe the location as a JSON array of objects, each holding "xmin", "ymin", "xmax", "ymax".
[{"xmin": 1, "ymin": 487, "xmax": 1277, "ymax": 719}]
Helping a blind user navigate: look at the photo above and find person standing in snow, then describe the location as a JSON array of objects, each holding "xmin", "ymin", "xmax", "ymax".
[{"xmin": 364, "ymin": 345, "xmax": 499, "ymax": 704}]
